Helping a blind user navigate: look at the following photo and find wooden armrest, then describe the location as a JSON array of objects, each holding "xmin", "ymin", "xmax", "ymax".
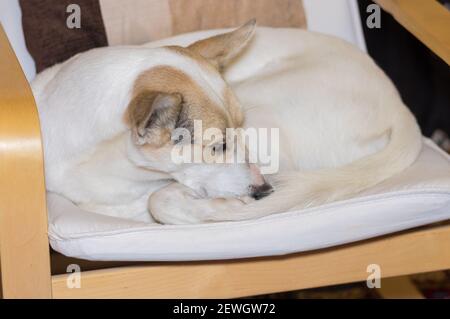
[
  {"xmin": 0, "ymin": 24, "xmax": 51, "ymax": 298},
  {"xmin": 375, "ymin": 0, "xmax": 450, "ymax": 65}
]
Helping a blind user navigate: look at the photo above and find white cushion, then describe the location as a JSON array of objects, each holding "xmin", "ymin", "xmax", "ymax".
[
  {"xmin": 303, "ymin": 0, "xmax": 366, "ymax": 52},
  {"xmin": 48, "ymin": 139, "xmax": 450, "ymax": 261}
]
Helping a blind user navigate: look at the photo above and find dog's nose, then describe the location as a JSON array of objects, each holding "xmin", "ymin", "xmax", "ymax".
[{"xmin": 250, "ymin": 183, "xmax": 274, "ymax": 200}]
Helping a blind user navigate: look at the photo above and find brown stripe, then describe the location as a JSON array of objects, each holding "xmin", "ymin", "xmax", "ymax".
[{"xmin": 19, "ymin": 0, "xmax": 108, "ymax": 72}]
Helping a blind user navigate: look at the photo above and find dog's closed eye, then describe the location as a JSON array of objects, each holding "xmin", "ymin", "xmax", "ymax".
[
  {"xmin": 211, "ymin": 142, "xmax": 226, "ymax": 155},
  {"xmin": 171, "ymin": 126, "xmax": 193, "ymax": 145}
]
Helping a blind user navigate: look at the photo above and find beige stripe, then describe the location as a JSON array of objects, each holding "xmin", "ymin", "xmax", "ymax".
[
  {"xmin": 168, "ymin": 0, "xmax": 306, "ymax": 35},
  {"xmin": 99, "ymin": 0, "xmax": 306, "ymax": 46},
  {"xmin": 99, "ymin": 0, "xmax": 173, "ymax": 45}
]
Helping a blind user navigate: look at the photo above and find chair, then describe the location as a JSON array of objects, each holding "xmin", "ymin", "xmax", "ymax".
[{"xmin": 0, "ymin": 0, "xmax": 449, "ymax": 298}]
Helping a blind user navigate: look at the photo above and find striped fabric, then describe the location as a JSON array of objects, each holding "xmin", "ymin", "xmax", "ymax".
[{"xmin": 19, "ymin": 0, "xmax": 306, "ymax": 72}]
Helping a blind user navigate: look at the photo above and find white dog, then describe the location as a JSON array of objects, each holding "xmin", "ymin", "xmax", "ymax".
[{"xmin": 32, "ymin": 21, "xmax": 422, "ymax": 224}]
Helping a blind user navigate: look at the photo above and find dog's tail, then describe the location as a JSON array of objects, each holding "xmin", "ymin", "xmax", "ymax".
[{"xmin": 207, "ymin": 107, "xmax": 422, "ymax": 222}]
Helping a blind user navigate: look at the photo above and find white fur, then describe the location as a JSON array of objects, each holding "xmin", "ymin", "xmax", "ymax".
[{"xmin": 32, "ymin": 27, "xmax": 422, "ymax": 223}]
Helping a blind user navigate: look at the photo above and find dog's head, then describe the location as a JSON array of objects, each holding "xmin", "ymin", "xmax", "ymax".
[{"xmin": 126, "ymin": 20, "xmax": 273, "ymax": 200}]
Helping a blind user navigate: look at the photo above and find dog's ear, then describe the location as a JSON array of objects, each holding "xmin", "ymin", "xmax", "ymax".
[
  {"xmin": 188, "ymin": 19, "xmax": 256, "ymax": 71},
  {"xmin": 127, "ymin": 90, "xmax": 182, "ymax": 145}
]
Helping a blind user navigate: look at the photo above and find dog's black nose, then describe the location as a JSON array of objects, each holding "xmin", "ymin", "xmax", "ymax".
[{"xmin": 250, "ymin": 183, "xmax": 274, "ymax": 200}]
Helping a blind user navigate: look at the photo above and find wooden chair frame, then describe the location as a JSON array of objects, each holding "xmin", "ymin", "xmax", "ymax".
[{"xmin": 1, "ymin": 0, "xmax": 449, "ymax": 298}]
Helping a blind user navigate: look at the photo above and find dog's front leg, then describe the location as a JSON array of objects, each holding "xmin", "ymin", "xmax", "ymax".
[{"xmin": 148, "ymin": 183, "xmax": 251, "ymax": 224}]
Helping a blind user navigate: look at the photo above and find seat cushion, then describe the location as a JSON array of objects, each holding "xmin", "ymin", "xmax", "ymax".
[{"xmin": 48, "ymin": 139, "xmax": 450, "ymax": 261}]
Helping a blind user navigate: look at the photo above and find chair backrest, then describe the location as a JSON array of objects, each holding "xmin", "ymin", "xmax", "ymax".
[
  {"xmin": 100, "ymin": 0, "xmax": 307, "ymax": 46},
  {"xmin": 17, "ymin": 0, "xmax": 306, "ymax": 74},
  {"xmin": 0, "ymin": 0, "xmax": 366, "ymax": 81}
]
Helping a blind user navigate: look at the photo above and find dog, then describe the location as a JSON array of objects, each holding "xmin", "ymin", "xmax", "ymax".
[{"xmin": 32, "ymin": 20, "xmax": 422, "ymax": 224}]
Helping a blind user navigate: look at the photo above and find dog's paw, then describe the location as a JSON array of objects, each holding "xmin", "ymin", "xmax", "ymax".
[
  {"xmin": 148, "ymin": 183, "xmax": 253, "ymax": 224},
  {"xmin": 148, "ymin": 183, "xmax": 203, "ymax": 224}
]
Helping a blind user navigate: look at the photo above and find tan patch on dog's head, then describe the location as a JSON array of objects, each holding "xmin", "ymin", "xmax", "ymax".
[{"xmin": 126, "ymin": 66, "xmax": 232, "ymax": 146}]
